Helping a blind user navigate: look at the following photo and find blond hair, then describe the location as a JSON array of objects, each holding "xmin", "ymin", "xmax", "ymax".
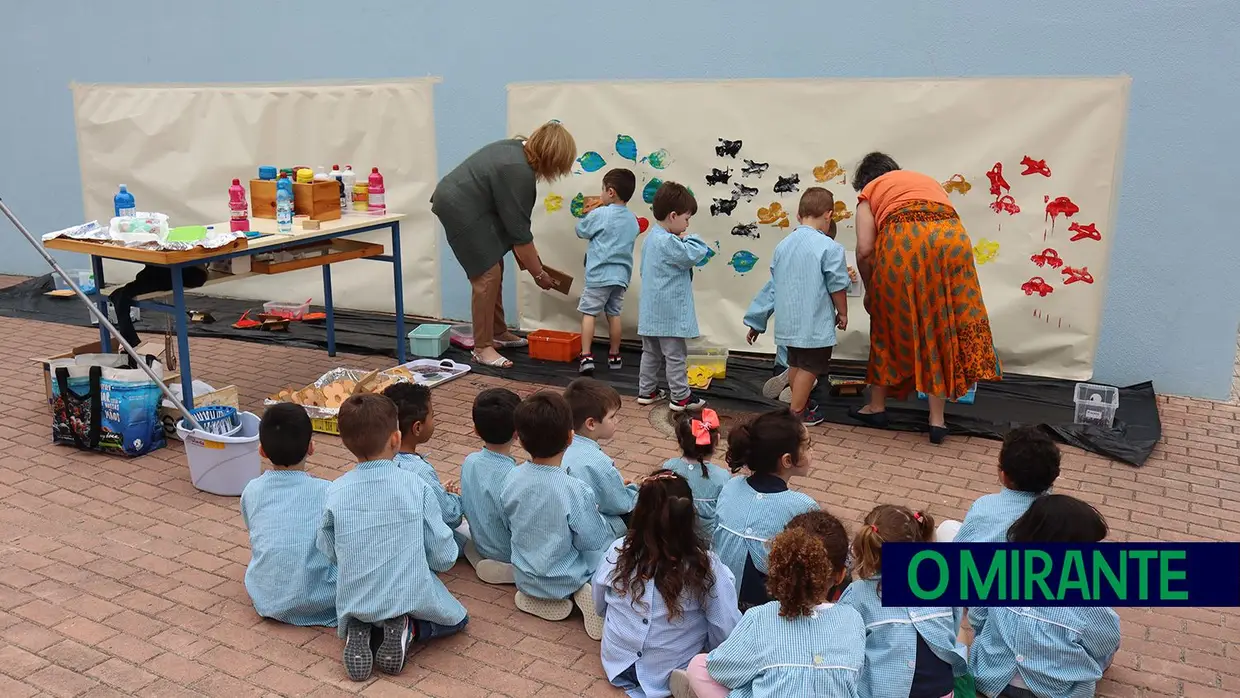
[{"xmin": 519, "ymin": 121, "xmax": 576, "ymax": 182}]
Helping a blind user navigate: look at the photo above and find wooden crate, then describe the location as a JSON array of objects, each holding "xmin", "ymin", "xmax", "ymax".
[
  {"xmin": 250, "ymin": 239, "xmax": 385, "ymax": 274},
  {"xmin": 249, "ymin": 179, "xmax": 277, "ymax": 219},
  {"xmin": 250, "ymin": 179, "xmax": 341, "ymax": 221}
]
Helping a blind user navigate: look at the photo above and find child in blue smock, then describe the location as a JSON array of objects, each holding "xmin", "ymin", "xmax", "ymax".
[
  {"xmin": 502, "ymin": 391, "xmax": 614, "ymax": 638},
  {"xmin": 593, "ymin": 470, "xmax": 740, "ymax": 698},
  {"xmin": 383, "ymin": 383, "xmax": 465, "ymax": 542},
  {"xmin": 944, "ymin": 426, "xmax": 1061, "ymax": 545},
  {"xmin": 460, "ymin": 387, "xmax": 521, "ymax": 585},
  {"xmin": 662, "ymin": 409, "xmax": 732, "ymax": 533},
  {"xmin": 240, "ymin": 403, "xmax": 336, "ymax": 627},
  {"xmin": 680, "ymin": 520, "xmax": 866, "ymax": 698},
  {"xmin": 712, "ymin": 408, "xmax": 819, "ymax": 609},
  {"xmin": 744, "ymin": 187, "xmax": 850, "ymax": 426},
  {"xmin": 577, "ymin": 168, "xmax": 641, "ymax": 375},
  {"xmin": 637, "ymin": 181, "xmax": 711, "ymax": 412},
  {"xmin": 840, "ymin": 504, "xmax": 968, "ymax": 698},
  {"xmin": 970, "ymin": 495, "xmax": 1120, "ymax": 698},
  {"xmin": 318, "ymin": 394, "xmax": 467, "ymax": 682},
  {"xmin": 564, "ymin": 378, "xmax": 637, "ymax": 537}
]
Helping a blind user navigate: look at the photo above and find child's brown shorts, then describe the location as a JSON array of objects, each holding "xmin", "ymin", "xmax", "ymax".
[{"xmin": 785, "ymin": 346, "xmax": 834, "ymax": 376}]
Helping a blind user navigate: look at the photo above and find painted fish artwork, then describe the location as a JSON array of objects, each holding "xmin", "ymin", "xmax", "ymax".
[
  {"xmin": 731, "ymin": 182, "xmax": 759, "ymax": 201},
  {"xmin": 728, "ymin": 250, "xmax": 759, "ymax": 274},
  {"xmin": 642, "ymin": 178, "xmax": 664, "ymax": 205},
  {"xmin": 710, "ymin": 197, "xmax": 739, "ymax": 217},
  {"xmin": 831, "ymin": 200, "xmax": 853, "ymax": 223},
  {"xmin": 696, "ymin": 241, "xmax": 721, "ymax": 268},
  {"xmin": 544, "ymin": 193, "xmax": 563, "ymax": 213},
  {"xmin": 757, "ymin": 202, "xmax": 789, "ymax": 227},
  {"xmin": 942, "ymin": 174, "xmax": 972, "ymax": 195},
  {"xmin": 730, "ymin": 222, "xmax": 759, "ymax": 239},
  {"xmin": 570, "ymin": 193, "xmax": 587, "ymax": 218},
  {"xmin": 615, "ymin": 134, "xmax": 638, "ymax": 163},
  {"xmin": 716, "ymin": 138, "xmax": 743, "ymax": 158},
  {"xmin": 1020, "ymin": 155, "xmax": 1051, "ymax": 177},
  {"xmin": 773, "ymin": 174, "xmax": 800, "ymax": 194},
  {"xmin": 705, "ymin": 168, "xmax": 732, "ymax": 186},
  {"xmin": 813, "ymin": 159, "xmax": 845, "ymax": 183},
  {"xmin": 576, "ymin": 151, "xmax": 607, "ymax": 173},
  {"xmin": 973, "ymin": 239, "xmax": 1000, "ymax": 265},
  {"xmin": 741, "ymin": 159, "xmax": 770, "ymax": 178},
  {"xmin": 641, "ymin": 149, "xmax": 673, "ymax": 169}
]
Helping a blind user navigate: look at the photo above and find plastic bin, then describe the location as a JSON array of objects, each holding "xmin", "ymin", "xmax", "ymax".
[
  {"xmin": 262, "ymin": 299, "xmax": 311, "ymax": 320},
  {"xmin": 449, "ymin": 324, "xmax": 475, "ymax": 350},
  {"xmin": 55, "ymin": 269, "xmax": 97, "ymax": 295},
  {"xmin": 686, "ymin": 345, "xmax": 730, "ymax": 379},
  {"xmin": 189, "ymin": 405, "xmax": 240, "ymax": 437},
  {"xmin": 1073, "ymin": 383, "xmax": 1119, "ymax": 428},
  {"xmin": 917, "ymin": 384, "xmax": 977, "ymax": 405},
  {"xmin": 407, "ymin": 324, "xmax": 452, "ymax": 358},
  {"xmin": 528, "ymin": 329, "xmax": 581, "ymax": 362},
  {"xmin": 176, "ymin": 411, "xmax": 262, "ymax": 496}
]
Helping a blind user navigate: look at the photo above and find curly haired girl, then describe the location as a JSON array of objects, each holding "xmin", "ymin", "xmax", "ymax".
[
  {"xmin": 663, "ymin": 409, "xmax": 733, "ymax": 531},
  {"xmin": 592, "ymin": 470, "xmax": 741, "ymax": 698}
]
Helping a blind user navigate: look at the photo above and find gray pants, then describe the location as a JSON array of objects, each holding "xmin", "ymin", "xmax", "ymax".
[{"xmin": 639, "ymin": 336, "xmax": 689, "ymax": 401}]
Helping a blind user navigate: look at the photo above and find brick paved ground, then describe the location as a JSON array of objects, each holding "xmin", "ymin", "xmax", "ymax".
[{"xmin": 0, "ymin": 297, "xmax": 1238, "ymax": 697}]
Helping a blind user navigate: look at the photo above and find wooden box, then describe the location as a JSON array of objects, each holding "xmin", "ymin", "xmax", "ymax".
[{"xmin": 249, "ymin": 179, "xmax": 342, "ymax": 221}]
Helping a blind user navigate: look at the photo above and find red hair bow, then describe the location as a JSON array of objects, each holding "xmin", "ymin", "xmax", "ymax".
[{"xmin": 691, "ymin": 409, "xmax": 720, "ymax": 446}]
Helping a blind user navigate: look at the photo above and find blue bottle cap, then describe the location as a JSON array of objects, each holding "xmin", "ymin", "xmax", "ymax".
[{"xmin": 258, "ymin": 166, "xmax": 277, "ymax": 180}]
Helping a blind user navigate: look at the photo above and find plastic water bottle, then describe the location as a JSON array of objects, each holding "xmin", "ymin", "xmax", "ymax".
[
  {"xmin": 331, "ymin": 164, "xmax": 347, "ymax": 211},
  {"xmin": 228, "ymin": 179, "xmax": 249, "ymax": 233},
  {"xmin": 368, "ymin": 167, "xmax": 386, "ymax": 216},
  {"xmin": 276, "ymin": 175, "xmax": 294, "ymax": 233},
  {"xmin": 341, "ymin": 165, "xmax": 357, "ymax": 212},
  {"xmin": 114, "ymin": 184, "xmax": 136, "ymax": 217},
  {"xmin": 314, "ymin": 165, "xmax": 330, "ymax": 182}
]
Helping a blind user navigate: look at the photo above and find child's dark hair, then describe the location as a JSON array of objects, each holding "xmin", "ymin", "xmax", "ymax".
[
  {"xmin": 1007, "ymin": 494, "xmax": 1108, "ymax": 543},
  {"xmin": 514, "ymin": 391, "xmax": 573, "ymax": 459},
  {"xmin": 786, "ymin": 511, "xmax": 850, "ymax": 579},
  {"xmin": 724, "ymin": 408, "xmax": 805, "ymax": 475},
  {"xmin": 852, "ymin": 504, "xmax": 935, "ymax": 583},
  {"xmin": 767, "ymin": 527, "xmax": 842, "ymax": 618},
  {"xmin": 603, "ymin": 168, "xmax": 637, "ymax": 203},
  {"xmin": 563, "ymin": 378, "xmax": 622, "ymax": 431},
  {"xmin": 674, "ymin": 411, "xmax": 718, "ymax": 477},
  {"xmin": 472, "ymin": 387, "xmax": 521, "ymax": 445},
  {"xmin": 651, "ymin": 181, "xmax": 698, "ymax": 220},
  {"xmin": 259, "ymin": 402, "xmax": 313, "ymax": 467},
  {"xmin": 999, "ymin": 426, "xmax": 1061, "ymax": 492},
  {"xmin": 797, "ymin": 186, "xmax": 835, "ymax": 219},
  {"xmin": 852, "ymin": 152, "xmax": 901, "ymax": 192},
  {"xmin": 338, "ymin": 393, "xmax": 399, "ymax": 461},
  {"xmin": 382, "ymin": 382, "xmax": 431, "ymax": 437},
  {"xmin": 611, "ymin": 470, "xmax": 715, "ymax": 621}
]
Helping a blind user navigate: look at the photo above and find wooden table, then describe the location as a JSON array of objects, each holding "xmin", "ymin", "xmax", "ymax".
[{"xmin": 44, "ymin": 213, "xmax": 408, "ymax": 408}]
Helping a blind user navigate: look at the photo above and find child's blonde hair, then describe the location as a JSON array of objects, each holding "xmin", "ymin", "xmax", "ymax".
[
  {"xmin": 852, "ymin": 504, "xmax": 935, "ymax": 582},
  {"xmin": 518, "ymin": 121, "xmax": 576, "ymax": 182}
]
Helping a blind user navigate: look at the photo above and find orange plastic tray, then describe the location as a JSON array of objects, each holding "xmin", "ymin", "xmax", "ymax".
[{"xmin": 528, "ymin": 329, "xmax": 581, "ymax": 362}]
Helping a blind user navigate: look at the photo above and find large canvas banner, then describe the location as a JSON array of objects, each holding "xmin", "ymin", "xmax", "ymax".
[
  {"xmin": 509, "ymin": 78, "xmax": 1129, "ymax": 380},
  {"xmin": 73, "ymin": 79, "xmax": 441, "ymax": 317}
]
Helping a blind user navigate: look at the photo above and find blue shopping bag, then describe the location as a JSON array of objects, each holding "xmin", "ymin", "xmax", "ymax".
[{"xmin": 51, "ymin": 357, "xmax": 165, "ymax": 457}]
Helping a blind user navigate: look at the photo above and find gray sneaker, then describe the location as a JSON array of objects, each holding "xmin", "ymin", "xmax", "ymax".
[{"xmin": 343, "ymin": 619, "xmax": 374, "ymax": 681}]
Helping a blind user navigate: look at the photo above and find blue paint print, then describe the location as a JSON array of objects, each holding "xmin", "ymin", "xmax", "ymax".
[
  {"xmin": 615, "ymin": 135, "xmax": 638, "ymax": 163},
  {"xmin": 570, "ymin": 193, "xmax": 587, "ymax": 218},
  {"xmin": 728, "ymin": 250, "xmax": 759, "ymax": 274},
  {"xmin": 577, "ymin": 151, "xmax": 607, "ymax": 173},
  {"xmin": 695, "ymin": 240, "xmax": 722, "ymax": 268},
  {"xmin": 642, "ymin": 177, "xmax": 664, "ymax": 205},
  {"xmin": 641, "ymin": 149, "xmax": 673, "ymax": 169}
]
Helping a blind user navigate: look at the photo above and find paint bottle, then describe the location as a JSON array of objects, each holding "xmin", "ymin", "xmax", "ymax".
[
  {"xmin": 314, "ymin": 165, "xmax": 330, "ymax": 182},
  {"xmin": 113, "ymin": 184, "xmax": 136, "ymax": 217},
  {"xmin": 276, "ymin": 175, "xmax": 294, "ymax": 234},
  {"xmin": 331, "ymin": 164, "xmax": 346, "ymax": 211},
  {"xmin": 296, "ymin": 168, "xmax": 314, "ymax": 184},
  {"xmin": 353, "ymin": 182, "xmax": 368, "ymax": 213},
  {"xmin": 341, "ymin": 165, "xmax": 357, "ymax": 212},
  {"xmin": 368, "ymin": 167, "xmax": 386, "ymax": 216},
  {"xmin": 228, "ymin": 178, "xmax": 249, "ymax": 233}
]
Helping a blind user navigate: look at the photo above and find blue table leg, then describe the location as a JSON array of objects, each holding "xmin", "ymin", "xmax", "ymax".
[
  {"xmin": 91, "ymin": 255, "xmax": 111, "ymax": 352},
  {"xmin": 392, "ymin": 222, "xmax": 406, "ymax": 363},
  {"xmin": 322, "ymin": 264, "xmax": 336, "ymax": 357},
  {"xmin": 171, "ymin": 266, "xmax": 194, "ymax": 409}
]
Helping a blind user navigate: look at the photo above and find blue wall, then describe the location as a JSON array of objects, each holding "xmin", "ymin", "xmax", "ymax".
[{"xmin": 3, "ymin": 1, "xmax": 1237, "ymax": 399}]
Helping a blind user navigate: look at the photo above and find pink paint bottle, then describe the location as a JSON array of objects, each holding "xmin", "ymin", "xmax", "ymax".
[
  {"xmin": 228, "ymin": 178, "xmax": 249, "ymax": 232},
  {"xmin": 368, "ymin": 167, "xmax": 386, "ymax": 216}
]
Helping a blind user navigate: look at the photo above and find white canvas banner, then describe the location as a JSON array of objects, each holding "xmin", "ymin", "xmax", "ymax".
[
  {"xmin": 509, "ymin": 77, "xmax": 1129, "ymax": 380},
  {"xmin": 72, "ymin": 79, "xmax": 441, "ymax": 317}
]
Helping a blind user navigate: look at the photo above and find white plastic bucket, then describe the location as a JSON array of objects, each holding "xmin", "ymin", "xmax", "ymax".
[{"xmin": 176, "ymin": 411, "xmax": 262, "ymax": 496}]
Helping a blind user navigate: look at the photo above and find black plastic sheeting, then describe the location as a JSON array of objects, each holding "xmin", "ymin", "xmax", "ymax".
[{"xmin": 3, "ymin": 274, "xmax": 1160, "ymax": 465}]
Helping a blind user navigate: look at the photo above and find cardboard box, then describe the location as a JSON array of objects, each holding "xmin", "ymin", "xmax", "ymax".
[{"xmin": 34, "ymin": 341, "xmax": 179, "ymax": 416}]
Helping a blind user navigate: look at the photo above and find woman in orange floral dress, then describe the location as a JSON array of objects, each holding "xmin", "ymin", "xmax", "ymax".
[{"xmin": 848, "ymin": 153, "xmax": 1001, "ymax": 444}]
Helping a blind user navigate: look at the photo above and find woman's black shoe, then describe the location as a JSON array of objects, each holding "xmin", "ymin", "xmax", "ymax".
[{"xmin": 847, "ymin": 406, "xmax": 890, "ymax": 428}]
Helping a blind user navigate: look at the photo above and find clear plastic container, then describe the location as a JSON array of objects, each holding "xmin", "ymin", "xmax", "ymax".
[
  {"xmin": 54, "ymin": 269, "xmax": 97, "ymax": 294},
  {"xmin": 1073, "ymin": 383, "xmax": 1119, "ymax": 428},
  {"xmin": 262, "ymin": 299, "xmax": 311, "ymax": 320},
  {"xmin": 686, "ymin": 344, "xmax": 730, "ymax": 379}
]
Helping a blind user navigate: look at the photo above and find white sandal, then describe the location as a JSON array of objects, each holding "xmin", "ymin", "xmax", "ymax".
[
  {"xmin": 573, "ymin": 583, "xmax": 603, "ymax": 641},
  {"xmin": 471, "ymin": 351, "xmax": 514, "ymax": 369},
  {"xmin": 515, "ymin": 591, "xmax": 573, "ymax": 621}
]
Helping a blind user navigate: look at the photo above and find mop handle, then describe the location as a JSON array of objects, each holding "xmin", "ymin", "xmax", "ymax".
[{"xmin": 0, "ymin": 198, "xmax": 204, "ymax": 432}]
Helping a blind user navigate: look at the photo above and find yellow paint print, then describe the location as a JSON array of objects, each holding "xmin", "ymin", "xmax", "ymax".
[
  {"xmin": 973, "ymin": 238, "xmax": 1000, "ymax": 264},
  {"xmin": 814, "ymin": 159, "xmax": 845, "ymax": 183},
  {"xmin": 757, "ymin": 202, "xmax": 789, "ymax": 227},
  {"xmin": 544, "ymin": 193, "xmax": 563, "ymax": 213},
  {"xmin": 942, "ymin": 174, "xmax": 972, "ymax": 195},
  {"xmin": 832, "ymin": 200, "xmax": 853, "ymax": 223}
]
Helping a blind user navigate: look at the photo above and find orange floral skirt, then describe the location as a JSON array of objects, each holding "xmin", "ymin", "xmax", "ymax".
[{"xmin": 867, "ymin": 200, "xmax": 1001, "ymax": 399}]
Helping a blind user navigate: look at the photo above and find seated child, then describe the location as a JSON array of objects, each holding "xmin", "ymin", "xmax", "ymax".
[
  {"xmin": 679, "ymin": 522, "xmax": 865, "ymax": 698},
  {"xmin": 637, "ymin": 181, "xmax": 711, "ymax": 412},
  {"xmin": 318, "ymin": 394, "xmax": 467, "ymax": 681},
  {"xmin": 563, "ymin": 378, "xmax": 637, "ymax": 536},
  {"xmin": 460, "ymin": 387, "xmax": 522, "ymax": 585},
  {"xmin": 240, "ymin": 403, "xmax": 336, "ymax": 627},
  {"xmin": 744, "ymin": 187, "xmax": 849, "ymax": 426},
  {"xmin": 943, "ymin": 426, "xmax": 1061, "ymax": 544},
  {"xmin": 662, "ymin": 409, "xmax": 732, "ymax": 533},
  {"xmin": 501, "ymin": 391, "xmax": 614, "ymax": 635},
  {"xmin": 383, "ymin": 383, "xmax": 465, "ymax": 539},
  {"xmin": 970, "ymin": 495, "xmax": 1120, "ymax": 698},
  {"xmin": 577, "ymin": 168, "xmax": 641, "ymax": 375},
  {"xmin": 839, "ymin": 505, "xmax": 968, "ymax": 698},
  {"xmin": 712, "ymin": 408, "xmax": 819, "ymax": 609},
  {"xmin": 593, "ymin": 470, "xmax": 741, "ymax": 697}
]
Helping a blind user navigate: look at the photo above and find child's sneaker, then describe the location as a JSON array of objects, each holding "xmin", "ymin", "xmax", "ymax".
[
  {"xmin": 374, "ymin": 615, "xmax": 412, "ymax": 675},
  {"xmin": 579, "ymin": 354, "xmax": 595, "ymax": 375},
  {"xmin": 608, "ymin": 354, "xmax": 622, "ymax": 370},
  {"xmin": 515, "ymin": 591, "xmax": 573, "ymax": 621},
  {"xmin": 636, "ymin": 388, "xmax": 668, "ymax": 406},
  {"xmin": 670, "ymin": 394, "xmax": 707, "ymax": 413},
  {"xmin": 573, "ymin": 583, "xmax": 604, "ymax": 641},
  {"xmin": 796, "ymin": 404, "xmax": 825, "ymax": 426},
  {"xmin": 343, "ymin": 619, "xmax": 375, "ymax": 681}
]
